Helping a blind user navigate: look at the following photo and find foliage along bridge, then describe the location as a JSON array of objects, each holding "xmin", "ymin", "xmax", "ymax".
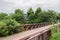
[{"xmin": 0, "ymin": 22, "xmax": 60, "ymax": 40}]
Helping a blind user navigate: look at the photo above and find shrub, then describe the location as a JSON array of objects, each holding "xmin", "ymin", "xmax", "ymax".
[
  {"xmin": 50, "ymin": 32, "xmax": 60, "ymax": 40},
  {"xmin": 0, "ymin": 19, "xmax": 24, "ymax": 37},
  {"xmin": 50, "ymin": 25, "xmax": 59, "ymax": 40},
  {"xmin": 0, "ymin": 21, "xmax": 8, "ymax": 36},
  {"xmin": 0, "ymin": 21, "xmax": 6, "ymax": 27},
  {"xmin": 51, "ymin": 25, "xmax": 58, "ymax": 34}
]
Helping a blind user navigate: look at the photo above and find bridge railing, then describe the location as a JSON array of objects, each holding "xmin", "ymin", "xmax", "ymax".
[
  {"xmin": 19, "ymin": 26, "xmax": 51, "ymax": 40},
  {"xmin": 18, "ymin": 23, "xmax": 60, "ymax": 40},
  {"xmin": 24, "ymin": 22, "xmax": 51, "ymax": 30}
]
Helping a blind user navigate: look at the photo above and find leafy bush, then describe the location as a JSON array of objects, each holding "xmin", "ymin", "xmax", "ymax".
[
  {"xmin": 51, "ymin": 25, "xmax": 58, "ymax": 34},
  {"xmin": 0, "ymin": 19, "xmax": 24, "ymax": 37},
  {"xmin": 50, "ymin": 32, "xmax": 60, "ymax": 40},
  {"xmin": 0, "ymin": 21, "xmax": 6, "ymax": 26},
  {"xmin": 50, "ymin": 25, "xmax": 59, "ymax": 40}
]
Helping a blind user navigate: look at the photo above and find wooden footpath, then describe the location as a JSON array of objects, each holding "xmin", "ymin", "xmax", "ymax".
[{"xmin": 0, "ymin": 23, "xmax": 60, "ymax": 40}]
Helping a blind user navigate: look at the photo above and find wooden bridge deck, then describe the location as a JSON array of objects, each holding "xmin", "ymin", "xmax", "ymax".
[
  {"xmin": 0, "ymin": 23, "xmax": 60, "ymax": 40},
  {"xmin": 0, "ymin": 25, "xmax": 51, "ymax": 40}
]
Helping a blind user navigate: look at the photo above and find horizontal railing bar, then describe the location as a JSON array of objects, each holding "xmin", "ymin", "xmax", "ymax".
[{"xmin": 27, "ymin": 29, "xmax": 50, "ymax": 40}]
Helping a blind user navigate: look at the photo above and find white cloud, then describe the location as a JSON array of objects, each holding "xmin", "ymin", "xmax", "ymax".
[
  {"xmin": 0, "ymin": 0, "xmax": 60, "ymax": 13},
  {"xmin": 4, "ymin": 0, "xmax": 46, "ymax": 6}
]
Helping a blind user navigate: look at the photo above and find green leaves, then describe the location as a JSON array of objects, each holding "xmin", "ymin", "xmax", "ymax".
[
  {"xmin": 50, "ymin": 32, "xmax": 60, "ymax": 40},
  {"xmin": 49, "ymin": 25, "xmax": 60, "ymax": 40},
  {"xmin": 0, "ymin": 12, "xmax": 8, "ymax": 21},
  {"xmin": 0, "ymin": 19, "xmax": 24, "ymax": 37},
  {"xmin": 27, "ymin": 8, "xmax": 35, "ymax": 24},
  {"xmin": 26, "ymin": 7, "xmax": 58, "ymax": 24},
  {"xmin": 35, "ymin": 7, "xmax": 41, "ymax": 16},
  {"xmin": 11, "ymin": 9, "xmax": 25, "ymax": 24}
]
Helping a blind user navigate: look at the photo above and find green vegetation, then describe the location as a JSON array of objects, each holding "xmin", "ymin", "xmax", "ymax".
[
  {"xmin": 26, "ymin": 7, "xmax": 59, "ymax": 24},
  {"xmin": 50, "ymin": 32, "xmax": 60, "ymax": 40},
  {"xmin": 0, "ymin": 7, "xmax": 60, "ymax": 36},
  {"xmin": 50, "ymin": 25, "xmax": 60, "ymax": 40},
  {"xmin": 0, "ymin": 12, "xmax": 8, "ymax": 21},
  {"xmin": 0, "ymin": 19, "xmax": 24, "ymax": 36},
  {"xmin": 0, "ymin": 7, "xmax": 59, "ymax": 24},
  {"xmin": 51, "ymin": 25, "xmax": 58, "ymax": 34}
]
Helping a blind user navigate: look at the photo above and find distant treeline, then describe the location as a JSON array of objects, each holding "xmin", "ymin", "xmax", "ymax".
[{"xmin": 0, "ymin": 7, "xmax": 60, "ymax": 24}]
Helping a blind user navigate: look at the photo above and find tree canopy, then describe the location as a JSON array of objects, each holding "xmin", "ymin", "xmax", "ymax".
[{"xmin": 0, "ymin": 7, "xmax": 60, "ymax": 24}]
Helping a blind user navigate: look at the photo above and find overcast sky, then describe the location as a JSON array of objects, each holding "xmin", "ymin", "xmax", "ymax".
[{"xmin": 0, "ymin": 0, "xmax": 60, "ymax": 13}]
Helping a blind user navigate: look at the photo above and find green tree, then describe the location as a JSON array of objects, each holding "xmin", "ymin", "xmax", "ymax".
[
  {"xmin": 47, "ymin": 10, "xmax": 57, "ymax": 23},
  {"xmin": 35, "ymin": 7, "xmax": 42, "ymax": 16},
  {"xmin": 11, "ymin": 9, "xmax": 25, "ymax": 24},
  {"xmin": 34, "ymin": 7, "xmax": 42, "ymax": 23},
  {"xmin": 27, "ymin": 8, "xmax": 35, "ymax": 23},
  {"xmin": 0, "ymin": 12, "xmax": 8, "ymax": 21},
  {"xmin": 57, "ymin": 13, "xmax": 60, "ymax": 19}
]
